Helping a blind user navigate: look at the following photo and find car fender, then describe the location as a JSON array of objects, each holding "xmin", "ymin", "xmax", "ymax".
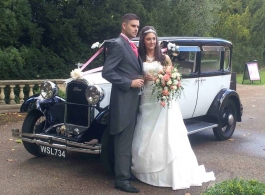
[
  {"xmin": 76, "ymin": 106, "xmax": 109, "ymax": 143},
  {"xmin": 207, "ymin": 88, "xmax": 242, "ymax": 122},
  {"xmin": 95, "ymin": 106, "xmax": 109, "ymax": 125},
  {"xmin": 20, "ymin": 94, "xmax": 65, "ymax": 113}
]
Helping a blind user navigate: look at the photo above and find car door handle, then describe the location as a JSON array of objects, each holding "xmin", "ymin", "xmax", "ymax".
[{"xmin": 196, "ymin": 78, "xmax": 206, "ymax": 82}]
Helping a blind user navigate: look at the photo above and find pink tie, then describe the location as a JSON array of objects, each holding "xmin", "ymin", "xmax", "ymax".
[{"xmin": 129, "ymin": 41, "xmax": 138, "ymax": 57}]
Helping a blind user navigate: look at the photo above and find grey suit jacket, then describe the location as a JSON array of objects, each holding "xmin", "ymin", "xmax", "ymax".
[{"xmin": 102, "ymin": 35, "xmax": 143, "ymax": 135}]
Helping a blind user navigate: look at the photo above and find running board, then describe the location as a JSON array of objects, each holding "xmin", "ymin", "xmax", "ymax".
[{"xmin": 185, "ymin": 121, "xmax": 218, "ymax": 135}]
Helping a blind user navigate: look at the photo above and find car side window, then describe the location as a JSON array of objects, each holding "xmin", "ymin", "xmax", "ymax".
[
  {"xmin": 200, "ymin": 50, "xmax": 221, "ymax": 72},
  {"xmin": 173, "ymin": 51, "xmax": 196, "ymax": 75},
  {"xmin": 200, "ymin": 46, "xmax": 227, "ymax": 73}
]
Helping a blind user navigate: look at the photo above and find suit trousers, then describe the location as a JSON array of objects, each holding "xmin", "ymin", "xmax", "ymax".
[{"xmin": 113, "ymin": 114, "xmax": 137, "ymax": 186}]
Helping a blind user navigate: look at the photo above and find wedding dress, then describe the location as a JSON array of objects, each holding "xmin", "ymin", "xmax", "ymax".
[{"xmin": 131, "ymin": 61, "xmax": 215, "ymax": 190}]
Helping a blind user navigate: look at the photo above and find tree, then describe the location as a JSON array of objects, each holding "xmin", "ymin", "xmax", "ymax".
[
  {"xmin": 140, "ymin": 0, "xmax": 221, "ymax": 37},
  {"xmin": 0, "ymin": 0, "xmax": 42, "ymax": 79},
  {"xmin": 211, "ymin": 0, "xmax": 252, "ymax": 72},
  {"xmin": 249, "ymin": 1, "xmax": 265, "ymax": 66}
]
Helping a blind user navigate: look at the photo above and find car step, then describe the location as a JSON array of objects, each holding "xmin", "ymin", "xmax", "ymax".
[{"xmin": 185, "ymin": 121, "xmax": 218, "ymax": 135}]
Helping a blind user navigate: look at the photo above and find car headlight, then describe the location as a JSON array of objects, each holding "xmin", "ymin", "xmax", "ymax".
[
  {"xmin": 85, "ymin": 85, "xmax": 104, "ymax": 105},
  {"xmin": 40, "ymin": 81, "xmax": 59, "ymax": 99}
]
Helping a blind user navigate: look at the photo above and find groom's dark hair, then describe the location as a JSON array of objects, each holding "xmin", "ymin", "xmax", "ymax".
[{"xmin": 122, "ymin": 13, "xmax": 140, "ymax": 24}]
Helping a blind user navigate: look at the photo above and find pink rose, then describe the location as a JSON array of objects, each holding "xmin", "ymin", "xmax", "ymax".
[
  {"xmin": 162, "ymin": 80, "xmax": 166, "ymax": 86},
  {"xmin": 160, "ymin": 101, "xmax": 166, "ymax": 107},
  {"xmin": 177, "ymin": 81, "xmax": 181, "ymax": 88},
  {"xmin": 162, "ymin": 90, "xmax": 169, "ymax": 96},
  {"xmin": 163, "ymin": 74, "xmax": 170, "ymax": 82}
]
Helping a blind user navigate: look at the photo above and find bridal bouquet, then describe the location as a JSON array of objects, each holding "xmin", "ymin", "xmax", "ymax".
[
  {"xmin": 152, "ymin": 42, "xmax": 183, "ymax": 108},
  {"xmin": 152, "ymin": 62, "xmax": 183, "ymax": 108}
]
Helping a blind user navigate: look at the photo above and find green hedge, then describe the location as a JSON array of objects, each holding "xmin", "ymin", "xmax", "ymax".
[{"xmin": 202, "ymin": 178, "xmax": 265, "ymax": 195}]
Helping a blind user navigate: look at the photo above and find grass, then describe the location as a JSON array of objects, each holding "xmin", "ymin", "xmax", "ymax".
[{"xmin": 236, "ymin": 68, "xmax": 265, "ymax": 85}]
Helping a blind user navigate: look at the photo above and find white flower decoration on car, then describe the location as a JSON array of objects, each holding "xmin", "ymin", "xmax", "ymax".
[
  {"xmin": 91, "ymin": 42, "xmax": 101, "ymax": 49},
  {"xmin": 167, "ymin": 42, "xmax": 179, "ymax": 52},
  {"xmin": 70, "ymin": 68, "xmax": 83, "ymax": 80}
]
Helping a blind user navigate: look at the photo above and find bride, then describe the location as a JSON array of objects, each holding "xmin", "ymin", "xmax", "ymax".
[{"xmin": 131, "ymin": 26, "xmax": 216, "ymax": 190}]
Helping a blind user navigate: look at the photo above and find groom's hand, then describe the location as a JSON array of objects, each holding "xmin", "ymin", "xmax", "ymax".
[{"xmin": 131, "ymin": 79, "xmax": 144, "ymax": 88}]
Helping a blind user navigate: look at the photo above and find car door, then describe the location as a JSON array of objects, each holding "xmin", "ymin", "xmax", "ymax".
[
  {"xmin": 192, "ymin": 46, "xmax": 232, "ymax": 117},
  {"xmin": 176, "ymin": 46, "xmax": 200, "ymax": 119}
]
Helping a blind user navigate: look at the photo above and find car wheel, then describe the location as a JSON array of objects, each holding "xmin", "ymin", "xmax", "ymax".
[
  {"xmin": 100, "ymin": 127, "xmax": 114, "ymax": 175},
  {"xmin": 213, "ymin": 99, "xmax": 237, "ymax": 141},
  {"xmin": 22, "ymin": 110, "xmax": 46, "ymax": 157}
]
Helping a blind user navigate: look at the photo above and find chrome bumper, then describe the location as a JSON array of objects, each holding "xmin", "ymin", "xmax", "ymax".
[{"xmin": 11, "ymin": 129, "xmax": 101, "ymax": 154}]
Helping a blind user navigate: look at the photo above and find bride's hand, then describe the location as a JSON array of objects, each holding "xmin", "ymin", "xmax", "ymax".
[{"xmin": 145, "ymin": 74, "xmax": 154, "ymax": 81}]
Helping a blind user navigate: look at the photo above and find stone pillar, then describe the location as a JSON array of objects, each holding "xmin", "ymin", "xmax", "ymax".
[
  {"xmin": 19, "ymin": 85, "xmax": 25, "ymax": 104},
  {"xmin": 29, "ymin": 84, "xmax": 34, "ymax": 97},
  {"xmin": 0, "ymin": 85, "xmax": 5, "ymax": 105},
  {"xmin": 9, "ymin": 85, "xmax": 16, "ymax": 104}
]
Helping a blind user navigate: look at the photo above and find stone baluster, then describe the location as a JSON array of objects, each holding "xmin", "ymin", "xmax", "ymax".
[
  {"xmin": 29, "ymin": 84, "xmax": 34, "ymax": 97},
  {"xmin": 0, "ymin": 85, "xmax": 5, "ymax": 105},
  {"xmin": 19, "ymin": 85, "xmax": 25, "ymax": 104},
  {"xmin": 9, "ymin": 85, "xmax": 16, "ymax": 104}
]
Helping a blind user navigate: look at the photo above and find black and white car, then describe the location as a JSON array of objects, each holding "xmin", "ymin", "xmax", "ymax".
[{"xmin": 12, "ymin": 37, "xmax": 243, "ymax": 170}]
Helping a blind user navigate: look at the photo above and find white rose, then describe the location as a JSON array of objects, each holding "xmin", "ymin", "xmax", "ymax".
[
  {"xmin": 164, "ymin": 87, "xmax": 168, "ymax": 90},
  {"xmin": 171, "ymin": 73, "xmax": 177, "ymax": 78},
  {"xmin": 167, "ymin": 43, "xmax": 173, "ymax": 50},
  {"xmin": 162, "ymin": 96, "xmax": 166, "ymax": 100},
  {"xmin": 156, "ymin": 79, "xmax": 160, "ymax": 84},
  {"xmin": 70, "ymin": 68, "xmax": 83, "ymax": 79},
  {"xmin": 174, "ymin": 80, "xmax": 179, "ymax": 85},
  {"xmin": 159, "ymin": 74, "xmax": 163, "ymax": 79},
  {"xmin": 176, "ymin": 72, "xmax": 181, "ymax": 77},
  {"xmin": 167, "ymin": 80, "xmax": 172, "ymax": 85},
  {"xmin": 173, "ymin": 86, "xmax": 177, "ymax": 90}
]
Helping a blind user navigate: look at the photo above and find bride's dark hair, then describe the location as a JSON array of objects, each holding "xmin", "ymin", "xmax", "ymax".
[{"xmin": 138, "ymin": 26, "xmax": 165, "ymax": 63}]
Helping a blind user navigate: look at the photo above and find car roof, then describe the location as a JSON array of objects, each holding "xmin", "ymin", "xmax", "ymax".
[{"xmin": 103, "ymin": 36, "xmax": 232, "ymax": 48}]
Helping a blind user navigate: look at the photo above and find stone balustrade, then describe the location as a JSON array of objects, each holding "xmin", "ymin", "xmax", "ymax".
[{"xmin": 0, "ymin": 79, "xmax": 65, "ymax": 113}]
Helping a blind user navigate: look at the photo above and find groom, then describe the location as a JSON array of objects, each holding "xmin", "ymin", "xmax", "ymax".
[{"xmin": 102, "ymin": 13, "xmax": 144, "ymax": 193}]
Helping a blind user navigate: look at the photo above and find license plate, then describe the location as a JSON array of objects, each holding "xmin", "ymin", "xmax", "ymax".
[{"xmin": 39, "ymin": 145, "xmax": 66, "ymax": 158}]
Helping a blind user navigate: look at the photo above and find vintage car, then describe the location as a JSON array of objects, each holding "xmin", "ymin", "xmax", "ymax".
[{"xmin": 12, "ymin": 37, "xmax": 243, "ymax": 171}]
